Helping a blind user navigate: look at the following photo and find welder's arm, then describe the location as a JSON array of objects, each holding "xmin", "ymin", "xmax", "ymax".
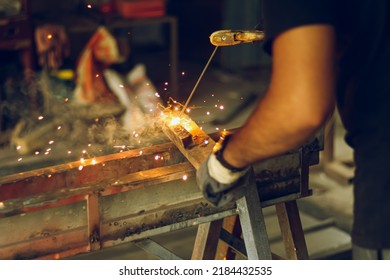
[
  {"xmin": 197, "ymin": 24, "xmax": 336, "ymax": 206},
  {"xmin": 223, "ymin": 24, "xmax": 336, "ymax": 169}
]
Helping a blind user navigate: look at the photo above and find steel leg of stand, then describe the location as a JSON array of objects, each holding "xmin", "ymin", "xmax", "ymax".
[{"xmin": 236, "ymin": 184, "xmax": 272, "ymax": 260}]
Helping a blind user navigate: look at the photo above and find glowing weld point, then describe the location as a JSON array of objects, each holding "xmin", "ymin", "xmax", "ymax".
[
  {"xmin": 47, "ymin": 34, "xmax": 52, "ymax": 40},
  {"xmin": 216, "ymin": 127, "xmax": 220, "ymax": 131},
  {"xmin": 48, "ymin": 174, "xmax": 52, "ymax": 178},
  {"xmin": 119, "ymin": 84, "xmax": 124, "ymax": 88},
  {"xmin": 155, "ymin": 155, "xmax": 160, "ymax": 160},
  {"xmin": 155, "ymin": 92, "xmax": 160, "ymax": 97},
  {"xmin": 186, "ymin": 108, "xmax": 191, "ymax": 113},
  {"xmin": 182, "ymin": 175, "xmax": 188, "ymax": 181},
  {"xmin": 204, "ymin": 140, "xmax": 209, "ymax": 145},
  {"xmin": 80, "ymin": 158, "xmax": 85, "ymax": 163},
  {"xmin": 164, "ymin": 82, "xmax": 168, "ymax": 86},
  {"xmin": 46, "ymin": 148, "xmax": 51, "ymax": 152},
  {"xmin": 87, "ymin": 4, "xmax": 92, "ymax": 8},
  {"xmin": 17, "ymin": 158, "xmax": 22, "ymax": 162},
  {"xmin": 206, "ymin": 112, "xmax": 210, "ymax": 115},
  {"xmin": 44, "ymin": 151, "xmax": 49, "ymax": 155},
  {"xmin": 96, "ymin": 74, "xmax": 99, "ymax": 78},
  {"xmin": 170, "ymin": 117, "xmax": 181, "ymax": 126},
  {"xmin": 35, "ymin": 151, "xmax": 40, "ymax": 155},
  {"xmin": 78, "ymin": 166, "xmax": 83, "ymax": 171},
  {"xmin": 0, "ymin": 202, "xmax": 4, "ymax": 209},
  {"xmin": 91, "ymin": 159, "xmax": 97, "ymax": 165},
  {"xmin": 67, "ymin": 151, "xmax": 72, "ymax": 154},
  {"xmin": 38, "ymin": 116, "xmax": 44, "ymax": 120},
  {"xmin": 88, "ymin": 144, "xmax": 92, "ymax": 147},
  {"xmin": 57, "ymin": 126, "xmax": 61, "ymax": 130},
  {"xmin": 16, "ymin": 145, "xmax": 21, "ymax": 150},
  {"xmin": 181, "ymin": 71, "xmax": 185, "ymax": 75},
  {"xmin": 139, "ymin": 151, "xmax": 143, "ymax": 155},
  {"xmin": 64, "ymin": 98, "xmax": 69, "ymax": 102},
  {"xmin": 49, "ymin": 140, "xmax": 54, "ymax": 144},
  {"xmin": 82, "ymin": 150, "xmax": 86, "ymax": 154},
  {"xmin": 219, "ymin": 105, "xmax": 224, "ymax": 110}
]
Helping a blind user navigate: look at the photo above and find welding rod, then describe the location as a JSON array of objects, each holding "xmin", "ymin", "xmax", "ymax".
[{"xmin": 181, "ymin": 46, "xmax": 219, "ymax": 113}]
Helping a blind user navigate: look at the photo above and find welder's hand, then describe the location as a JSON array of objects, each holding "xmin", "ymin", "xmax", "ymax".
[{"xmin": 196, "ymin": 153, "xmax": 257, "ymax": 207}]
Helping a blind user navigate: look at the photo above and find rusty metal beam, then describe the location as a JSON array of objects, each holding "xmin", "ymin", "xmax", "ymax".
[
  {"xmin": 87, "ymin": 193, "xmax": 101, "ymax": 251},
  {"xmin": 0, "ymin": 142, "xmax": 184, "ymax": 201},
  {"xmin": 0, "ymin": 122, "xmax": 320, "ymax": 259}
]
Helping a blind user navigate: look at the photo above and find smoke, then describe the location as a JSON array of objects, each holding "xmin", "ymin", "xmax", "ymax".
[{"xmin": 3, "ymin": 68, "xmax": 169, "ymax": 174}]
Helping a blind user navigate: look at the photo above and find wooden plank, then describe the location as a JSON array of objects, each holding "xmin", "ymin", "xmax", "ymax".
[
  {"xmin": 215, "ymin": 215, "xmax": 241, "ymax": 260},
  {"xmin": 275, "ymin": 201, "xmax": 309, "ymax": 260},
  {"xmin": 191, "ymin": 220, "xmax": 223, "ymax": 260}
]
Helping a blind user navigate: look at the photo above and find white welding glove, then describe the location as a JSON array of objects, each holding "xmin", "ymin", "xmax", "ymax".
[{"xmin": 196, "ymin": 152, "xmax": 257, "ymax": 207}]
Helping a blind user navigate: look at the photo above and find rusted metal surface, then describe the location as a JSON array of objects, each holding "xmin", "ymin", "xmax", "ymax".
[
  {"xmin": 87, "ymin": 193, "xmax": 101, "ymax": 251},
  {"xmin": 159, "ymin": 107, "xmax": 214, "ymax": 170},
  {"xmin": 0, "ymin": 129, "xmax": 320, "ymax": 259},
  {"xmin": 0, "ymin": 142, "xmax": 184, "ymax": 202}
]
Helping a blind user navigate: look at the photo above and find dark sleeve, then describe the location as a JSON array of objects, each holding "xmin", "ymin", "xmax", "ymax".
[{"xmin": 263, "ymin": 0, "xmax": 335, "ymax": 54}]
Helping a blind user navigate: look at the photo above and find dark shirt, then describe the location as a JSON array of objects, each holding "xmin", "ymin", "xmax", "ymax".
[{"xmin": 263, "ymin": 0, "xmax": 390, "ymax": 249}]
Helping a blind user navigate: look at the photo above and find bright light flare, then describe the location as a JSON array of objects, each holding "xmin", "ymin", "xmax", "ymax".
[{"xmin": 170, "ymin": 117, "xmax": 181, "ymax": 126}]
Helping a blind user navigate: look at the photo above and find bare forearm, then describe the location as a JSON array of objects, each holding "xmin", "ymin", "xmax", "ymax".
[
  {"xmin": 223, "ymin": 89, "xmax": 334, "ymax": 168},
  {"xmin": 222, "ymin": 24, "xmax": 336, "ymax": 169}
]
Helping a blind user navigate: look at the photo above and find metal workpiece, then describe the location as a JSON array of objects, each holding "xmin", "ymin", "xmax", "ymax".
[
  {"xmin": 0, "ymin": 130, "xmax": 320, "ymax": 260},
  {"xmin": 209, "ymin": 29, "xmax": 265, "ymax": 46}
]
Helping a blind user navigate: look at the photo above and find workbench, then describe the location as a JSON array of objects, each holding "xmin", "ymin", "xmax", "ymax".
[{"xmin": 0, "ymin": 131, "xmax": 321, "ymax": 260}]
